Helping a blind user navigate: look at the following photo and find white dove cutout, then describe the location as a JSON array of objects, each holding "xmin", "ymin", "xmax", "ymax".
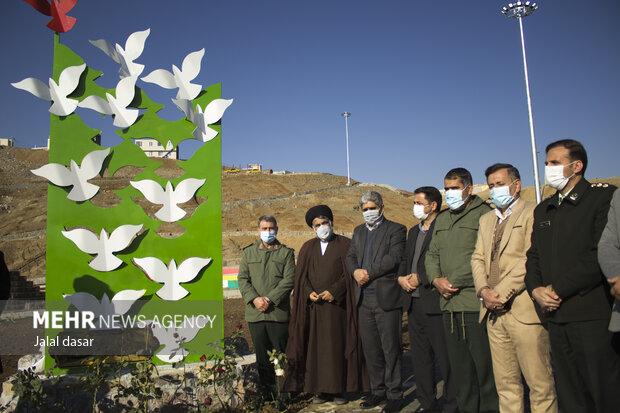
[
  {"xmin": 89, "ymin": 28, "xmax": 150, "ymax": 79},
  {"xmin": 173, "ymin": 98, "xmax": 233, "ymax": 142},
  {"xmin": 31, "ymin": 148, "xmax": 110, "ymax": 202},
  {"xmin": 141, "ymin": 49, "xmax": 204, "ymax": 100},
  {"xmin": 62, "ymin": 224, "xmax": 143, "ymax": 272},
  {"xmin": 150, "ymin": 321, "xmax": 204, "ymax": 363},
  {"xmin": 130, "ymin": 178, "xmax": 206, "ymax": 222},
  {"xmin": 78, "ymin": 76, "xmax": 139, "ymax": 128},
  {"xmin": 11, "ymin": 64, "xmax": 86, "ymax": 116},
  {"xmin": 133, "ymin": 257, "xmax": 211, "ymax": 301},
  {"xmin": 63, "ymin": 289, "xmax": 146, "ymax": 330}
]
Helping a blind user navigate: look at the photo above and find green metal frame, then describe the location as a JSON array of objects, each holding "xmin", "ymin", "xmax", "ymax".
[{"xmin": 43, "ymin": 33, "xmax": 224, "ymax": 369}]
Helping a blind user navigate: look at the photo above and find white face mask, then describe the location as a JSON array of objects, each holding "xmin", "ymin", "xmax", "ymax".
[
  {"xmin": 545, "ymin": 161, "xmax": 576, "ymax": 190},
  {"xmin": 315, "ymin": 224, "xmax": 333, "ymax": 242},
  {"xmin": 362, "ymin": 208, "xmax": 382, "ymax": 225},
  {"xmin": 413, "ymin": 204, "xmax": 429, "ymax": 220}
]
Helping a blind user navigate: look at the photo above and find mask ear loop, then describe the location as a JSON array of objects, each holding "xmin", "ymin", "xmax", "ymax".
[
  {"xmin": 565, "ymin": 161, "xmax": 578, "ymax": 183},
  {"xmin": 557, "ymin": 161, "xmax": 578, "ymax": 194},
  {"xmin": 463, "ymin": 184, "xmax": 472, "ymax": 203},
  {"xmin": 509, "ymin": 179, "xmax": 519, "ymax": 200}
]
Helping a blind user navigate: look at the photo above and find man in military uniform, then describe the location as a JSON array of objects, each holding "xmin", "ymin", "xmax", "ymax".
[
  {"xmin": 525, "ymin": 139, "xmax": 620, "ymax": 413},
  {"xmin": 426, "ymin": 168, "xmax": 498, "ymax": 413},
  {"xmin": 237, "ymin": 215, "xmax": 295, "ymax": 396}
]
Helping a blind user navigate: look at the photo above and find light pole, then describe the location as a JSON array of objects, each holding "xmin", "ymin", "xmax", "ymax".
[
  {"xmin": 502, "ymin": 1, "xmax": 542, "ymax": 203},
  {"xmin": 341, "ymin": 112, "xmax": 351, "ymax": 186}
]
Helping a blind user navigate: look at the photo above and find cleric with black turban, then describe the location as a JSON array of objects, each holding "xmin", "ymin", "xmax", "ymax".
[{"xmin": 282, "ymin": 205, "xmax": 369, "ymax": 403}]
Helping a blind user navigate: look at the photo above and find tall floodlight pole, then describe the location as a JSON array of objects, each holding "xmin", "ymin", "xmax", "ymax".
[
  {"xmin": 341, "ymin": 112, "xmax": 351, "ymax": 186},
  {"xmin": 502, "ymin": 1, "xmax": 542, "ymax": 203}
]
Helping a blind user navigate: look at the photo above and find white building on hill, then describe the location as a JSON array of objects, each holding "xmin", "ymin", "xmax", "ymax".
[{"xmin": 134, "ymin": 138, "xmax": 179, "ymax": 159}]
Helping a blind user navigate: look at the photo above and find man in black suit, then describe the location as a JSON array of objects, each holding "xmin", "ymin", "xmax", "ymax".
[
  {"xmin": 525, "ymin": 139, "xmax": 620, "ymax": 413},
  {"xmin": 346, "ymin": 190, "xmax": 407, "ymax": 413},
  {"xmin": 398, "ymin": 187, "xmax": 457, "ymax": 413}
]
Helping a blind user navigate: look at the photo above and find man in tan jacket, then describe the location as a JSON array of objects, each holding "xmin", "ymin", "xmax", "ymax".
[{"xmin": 472, "ymin": 163, "xmax": 557, "ymax": 413}]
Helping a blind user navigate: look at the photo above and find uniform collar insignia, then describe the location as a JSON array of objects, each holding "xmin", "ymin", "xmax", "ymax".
[{"xmin": 258, "ymin": 240, "xmax": 280, "ymax": 250}]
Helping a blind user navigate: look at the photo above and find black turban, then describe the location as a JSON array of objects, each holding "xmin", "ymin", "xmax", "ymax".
[{"xmin": 305, "ymin": 205, "xmax": 333, "ymax": 228}]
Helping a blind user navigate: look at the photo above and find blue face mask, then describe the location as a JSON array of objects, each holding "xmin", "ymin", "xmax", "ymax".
[
  {"xmin": 445, "ymin": 187, "xmax": 468, "ymax": 211},
  {"xmin": 260, "ymin": 230, "xmax": 277, "ymax": 244},
  {"xmin": 490, "ymin": 184, "xmax": 515, "ymax": 208}
]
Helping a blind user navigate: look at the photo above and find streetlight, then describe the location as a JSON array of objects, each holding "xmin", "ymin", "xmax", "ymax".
[
  {"xmin": 502, "ymin": 1, "xmax": 542, "ymax": 203},
  {"xmin": 341, "ymin": 112, "xmax": 351, "ymax": 186}
]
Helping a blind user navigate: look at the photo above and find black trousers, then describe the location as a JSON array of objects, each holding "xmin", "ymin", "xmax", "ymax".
[
  {"xmin": 407, "ymin": 298, "xmax": 458, "ymax": 413},
  {"xmin": 248, "ymin": 321, "xmax": 289, "ymax": 392},
  {"xmin": 547, "ymin": 320, "xmax": 620, "ymax": 413},
  {"xmin": 358, "ymin": 294, "xmax": 403, "ymax": 400}
]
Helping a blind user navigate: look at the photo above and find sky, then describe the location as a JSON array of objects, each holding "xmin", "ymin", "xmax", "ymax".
[{"xmin": 1, "ymin": 0, "xmax": 619, "ymax": 192}]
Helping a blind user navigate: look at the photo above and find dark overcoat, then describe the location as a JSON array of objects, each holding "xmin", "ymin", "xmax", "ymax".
[{"xmin": 525, "ymin": 178, "xmax": 616, "ymax": 322}]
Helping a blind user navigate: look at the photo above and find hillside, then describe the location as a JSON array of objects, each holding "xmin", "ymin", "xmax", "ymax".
[{"xmin": 1, "ymin": 145, "xmax": 618, "ymax": 278}]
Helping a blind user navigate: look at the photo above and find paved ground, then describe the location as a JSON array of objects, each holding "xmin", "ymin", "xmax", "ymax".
[
  {"xmin": 223, "ymin": 288, "xmax": 242, "ymax": 299},
  {"xmin": 298, "ymin": 353, "xmax": 445, "ymax": 413},
  {"xmin": 220, "ymin": 288, "xmax": 441, "ymax": 412}
]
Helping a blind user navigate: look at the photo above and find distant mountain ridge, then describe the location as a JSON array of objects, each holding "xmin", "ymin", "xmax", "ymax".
[{"xmin": 1, "ymin": 146, "xmax": 618, "ymax": 276}]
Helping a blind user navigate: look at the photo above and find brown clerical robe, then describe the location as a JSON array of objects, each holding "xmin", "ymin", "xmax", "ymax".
[{"xmin": 282, "ymin": 235, "xmax": 368, "ymax": 394}]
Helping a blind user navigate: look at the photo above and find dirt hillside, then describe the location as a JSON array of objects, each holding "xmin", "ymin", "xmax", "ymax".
[{"xmin": 1, "ymin": 145, "xmax": 618, "ymax": 277}]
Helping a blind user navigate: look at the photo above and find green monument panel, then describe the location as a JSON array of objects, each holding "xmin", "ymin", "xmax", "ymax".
[{"xmin": 12, "ymin": 20, "xmax": 231, "ymax": 368}]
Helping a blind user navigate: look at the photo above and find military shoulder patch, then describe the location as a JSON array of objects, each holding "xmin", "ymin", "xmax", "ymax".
[{"xmin": 591, "ymin": 182, "xmax": 610, "ymax": 188}]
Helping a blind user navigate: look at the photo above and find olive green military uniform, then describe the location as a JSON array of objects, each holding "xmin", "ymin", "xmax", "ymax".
[
  {"xmin": 426, "ymin": 195, "xmax": 499, "ymax": 413},
  {"xmin": 238, "ymin": 240, "xmax": 295, "ymax": 393}
]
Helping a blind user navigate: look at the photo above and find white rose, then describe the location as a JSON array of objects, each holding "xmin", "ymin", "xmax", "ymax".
[
  {"xmin": 273, "ymin": 358, "xmax": 279, "ymax": 365},
  {"xmin": 275, "ymin": 368, "xmax": 284, "ymax": 377}
]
